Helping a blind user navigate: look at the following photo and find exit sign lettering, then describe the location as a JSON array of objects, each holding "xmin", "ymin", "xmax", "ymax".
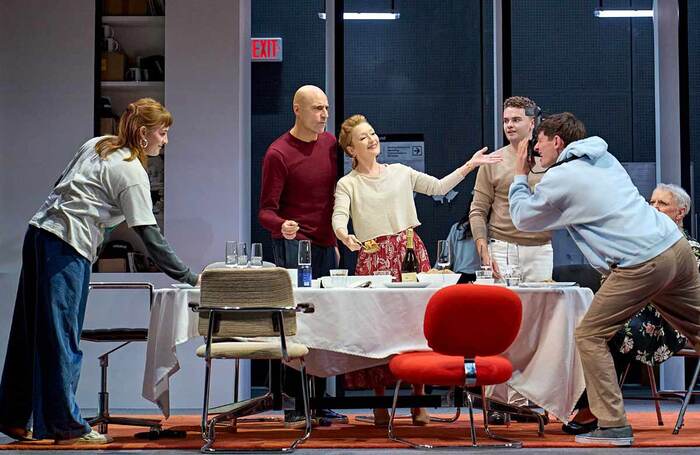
[{"xmin": 251, "ymin": 38, "xmax": 282, "ymax": 62}]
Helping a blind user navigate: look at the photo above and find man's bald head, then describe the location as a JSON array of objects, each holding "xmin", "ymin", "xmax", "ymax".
[
  {"xmin": 290, "ymin": 85, "xmax": 329, "ymax": 141},
  {"xmin": 293, "ymin": 85, "xmax": 327, "ymax": 108}
]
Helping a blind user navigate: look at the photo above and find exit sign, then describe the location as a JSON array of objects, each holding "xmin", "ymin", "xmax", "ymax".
[{"xmin": 251, "ymin": 38, "xmax": 282, "ymax": 62}]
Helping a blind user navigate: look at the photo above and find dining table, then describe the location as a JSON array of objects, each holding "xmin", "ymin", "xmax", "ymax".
[{"xmin": 142, "ymin": 282, "xmax": 593, "ymax": 423}]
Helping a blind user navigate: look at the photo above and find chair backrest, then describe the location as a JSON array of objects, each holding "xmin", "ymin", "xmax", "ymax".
[
  {"xmin": 552, "ymin": 264, "xmax": 602, "ymax": 292},
  {"xmin": 204, "ymin": 261, "xmax": 276, "ymax": 270},
  {"xmin": 198, "ymin": 267, "xmax": 296, "ymax": 338},
  {"xmin": 423, "ymin": 284, "xmax": 522, "ymax": 357}
]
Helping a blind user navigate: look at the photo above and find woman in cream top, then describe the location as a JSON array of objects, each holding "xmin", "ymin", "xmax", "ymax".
[
  {"xmin": 333, "ymin": 114, "xmax": 501, "ymax": 280},
  {"xmin": 331, "ymin": 114, "xmax": 501, "ymax": 426}
]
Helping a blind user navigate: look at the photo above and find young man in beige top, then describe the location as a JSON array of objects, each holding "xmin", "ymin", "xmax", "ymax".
[
  {"xmin": 469, "ymin": 96, "xmax": 553, "ymax": 422},
  {"xmin": 469, "ymin": 96, "xmax": 553, "ymax": 282}
]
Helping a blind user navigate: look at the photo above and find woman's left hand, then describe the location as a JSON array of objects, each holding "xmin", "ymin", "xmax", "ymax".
[{"xmin": 468, "ymin": 147, "xmax": 503, "ymax": 167}]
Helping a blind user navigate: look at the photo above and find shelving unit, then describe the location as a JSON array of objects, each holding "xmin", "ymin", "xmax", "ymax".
[{"xmin": 94, "ymin": 1, "xmax": 166, "ymax": 273}]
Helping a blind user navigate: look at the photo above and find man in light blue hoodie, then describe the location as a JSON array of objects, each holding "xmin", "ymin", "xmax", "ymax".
[{"xmin": 508, "ymin": 112, "xmax": 700, "ymax": 446}]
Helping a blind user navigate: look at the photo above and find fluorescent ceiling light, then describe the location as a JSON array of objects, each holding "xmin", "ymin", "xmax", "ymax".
[
  {"xmin": 594, "ymin": 9, "xmax": 653, "ymax": 18},
  {"xmin": 318, "ymin": 12, "xmax": 400, "ymax": 20}
]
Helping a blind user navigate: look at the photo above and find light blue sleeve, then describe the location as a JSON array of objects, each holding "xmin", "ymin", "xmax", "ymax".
[{"xmin": 508, "ymin": 174, "xmax": 567, "ymax": 232}]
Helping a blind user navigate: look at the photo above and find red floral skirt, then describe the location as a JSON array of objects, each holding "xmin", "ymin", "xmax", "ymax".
[
  {"xmin": 345, "ymin": 229, "xmax": 431, "ymax": 390},
  {"xmin": 354, "ymin": 229, "xmax": 431, "ymax": 282}
]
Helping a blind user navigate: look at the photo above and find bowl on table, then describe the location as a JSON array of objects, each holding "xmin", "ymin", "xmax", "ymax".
[{"xmin": 417, "ymin": 271, "xmax": 460, "ymax": 286}]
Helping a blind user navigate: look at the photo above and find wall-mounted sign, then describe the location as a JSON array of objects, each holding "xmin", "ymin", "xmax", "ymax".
[
  {"xmin": 251, "ymin": 38, "xmax": 282, "ymax": 62},
  {"xmin": 343, "ymin": 133, "xmax": 424, "ymax": 174}
]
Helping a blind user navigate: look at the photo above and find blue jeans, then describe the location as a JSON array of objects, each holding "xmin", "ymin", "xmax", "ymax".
[
  {"xmin": 271, "ymin": 239, "xmax": 337, "ymax": 279},
  {"xmin": 0, "ymin": 226, "xmax": 92, "ymax": 439}
]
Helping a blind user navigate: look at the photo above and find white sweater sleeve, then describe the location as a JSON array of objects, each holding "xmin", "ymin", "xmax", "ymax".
[
  {"xmin": 332, "ymin": 179, "xmax": 351, "ymax": 235},
  {"xmin": 410, "ymin": 166, "xmax": 465, "ymax": 196}
]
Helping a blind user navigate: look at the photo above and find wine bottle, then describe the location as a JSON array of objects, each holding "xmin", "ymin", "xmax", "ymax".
[{"xmin": 401, "ymin": 228, "xmax": 419, "ymax": 282}]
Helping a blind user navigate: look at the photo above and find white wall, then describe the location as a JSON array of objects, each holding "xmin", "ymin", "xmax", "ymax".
[
  {"xmin": 165, "ymin": 0, "xmax": 251, "ymax": 271},
  {"xmin": 0, "ymin": 0, "xmax": 251, "ymax": 411},
  {"xmin": 0, "ymin": 0, "xmax": 95, "ymax": 391},
  {"xmin": 160, "ymin": 0, "xmax": 252, "ymax": 409}
]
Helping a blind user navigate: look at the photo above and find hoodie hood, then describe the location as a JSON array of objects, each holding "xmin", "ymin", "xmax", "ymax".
[{"xmin": 557, "ymin": 136, "xmax": 608, "ymax": 163}]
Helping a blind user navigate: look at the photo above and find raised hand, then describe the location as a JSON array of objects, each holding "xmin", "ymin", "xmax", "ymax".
[{"xmin": 469, "ymin": 147, "xmax": 504, "ymax": 167}]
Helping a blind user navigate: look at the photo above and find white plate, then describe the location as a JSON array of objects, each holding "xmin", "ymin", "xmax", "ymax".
[
  {"xmin": 383, "ymin": 282, "xmax": 431, "ymax": 289},
  {"xmin": 519, "ymin": 282, "xmax": 577, "ymax": 288},
  {"xmin": 171, "ymin": 283, "xmax": 198, "ymax": 289}
]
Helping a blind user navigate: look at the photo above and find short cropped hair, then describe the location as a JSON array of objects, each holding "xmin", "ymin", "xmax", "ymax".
[
  {"xmin": 503, "ymin": 96, "xmax": 537, "ymax": 114},
  {"xmin": 655, "ymin": 183, "xmax": 691, "ymax": 215},
  {"xmin": 537, "ymin": 112, "xmax": 586, "ymax": 147}
]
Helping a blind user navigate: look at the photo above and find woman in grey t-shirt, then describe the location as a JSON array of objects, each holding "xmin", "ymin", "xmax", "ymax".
[{"xmin": 0, "ymin": 98, "xmax": 198, "ymax": 444}]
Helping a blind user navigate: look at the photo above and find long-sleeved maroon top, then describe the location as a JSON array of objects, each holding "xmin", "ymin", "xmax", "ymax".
[{"xmin": 258, "ymin": 131, "xmax": 338, "ymax": 247}]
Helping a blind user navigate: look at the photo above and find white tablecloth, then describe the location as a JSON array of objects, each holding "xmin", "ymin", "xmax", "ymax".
[{"xmin": 143, "ymin": 285, "xmax": 593, "ymax": 422}]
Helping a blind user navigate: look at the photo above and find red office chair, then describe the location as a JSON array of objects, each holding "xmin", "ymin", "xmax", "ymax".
[{"xmin": 387, "ymin": 284, "xmax": 523, "ymax": 448}]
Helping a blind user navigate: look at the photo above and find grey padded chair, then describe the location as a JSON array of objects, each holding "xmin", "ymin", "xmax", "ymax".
[{"xmin": 193, "ymin": 267, "xmax": 314, "ymax": 453}]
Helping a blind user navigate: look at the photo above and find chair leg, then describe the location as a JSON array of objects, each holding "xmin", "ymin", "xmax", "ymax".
[
  {"xmin": 430, "ymin": 389, "xmax": 461, "ymax": 423},
  {"xmin": 285, "ymin": 360, "xmax": 312, "ymax": 452},
  {"xmin": 479, "ymin": 387, "xmax": 523, "ymax": 448},
  {"xmin": 387, "ymin": 380, "xmax": 432, "ymax": 449},
  {"xmin": 618, "ymin": 362, "xmax": 631, "ymax": 385},
  {"xmin": 201, "ymin": 356, "xmax": 215, "ymax": 452},
  {"xmin": 85, "ymin": 347, "xmax": 161, "ymax": 435},
  {"xmin": 673, "ymin": 358, "xmax": 700, "ymax": 434},
  {"xmin": 646, "ymin": 364, "xmax": 664, "ymax": 426}
]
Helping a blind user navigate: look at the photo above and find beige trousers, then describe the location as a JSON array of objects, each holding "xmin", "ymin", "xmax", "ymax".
[{"xmin": 575, "ymin": 238, "xmax": 700, "ymax": 427}]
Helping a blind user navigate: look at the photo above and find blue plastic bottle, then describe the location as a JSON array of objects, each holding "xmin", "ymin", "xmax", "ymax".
[{"xmin": 298, "ymin": 263, "xmax": 312, "ymax": 288}]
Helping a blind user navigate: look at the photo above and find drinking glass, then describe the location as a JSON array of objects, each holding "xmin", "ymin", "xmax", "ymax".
[
  {"xmin": 373, "ymin": 270, "xmax": 394, "ymax": 283},
  {"xmin": 330, "ymin": 269, "xmax": 348, "ymax": 288},
  {"xmin": 225, "ymin": 241, "xmax": 237, "ymax": 267},
  {"xmin": 250, "ymin": 243, "xmax": 263, "ymax": 268},
  {"xmin": 506, "ymin": 265, "xmax": 522, "ymax": 287},
  {"xmin": 298, "ymin": 240, "xmax": 312, "ymax": 265},
  {"xmin": 475, "ymin": 268, "xmax": 494, "ymax": 284},
  {"xmin": 237, "ymin": 242, "xmax": 248, "ymax": 267}
]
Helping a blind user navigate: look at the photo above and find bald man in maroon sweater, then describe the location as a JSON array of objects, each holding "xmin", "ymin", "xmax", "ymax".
[
  {"xmin": 259, "ymin": 85, "xmax": 338, "ymax": 279},
  {"xmin": 258, "ymin": 85, "xmax": 345, "ymax": 427}
]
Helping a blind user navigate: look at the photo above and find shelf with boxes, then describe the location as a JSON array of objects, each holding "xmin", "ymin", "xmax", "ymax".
[{"xmin": 94, "ymin": 0, "xmax": 167, "ymax": 274}]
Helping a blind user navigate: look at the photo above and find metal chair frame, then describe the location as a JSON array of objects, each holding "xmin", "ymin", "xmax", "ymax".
[
  {"xmin": 618, "ymin": 349, "xmax": 700, "ymax": 433},
  {"xmin": 83, "ymin": 282, "xmax": 161, "ymax": 434},
  {"xmin": 195, "ymin": 304, "xmax": 314, "ymax": 453},
  {"xmin": 388, "ymin": 359, "xmax": 528, "ymax": 450}
]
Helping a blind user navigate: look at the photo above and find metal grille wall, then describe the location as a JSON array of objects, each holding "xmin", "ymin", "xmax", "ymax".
[
  {"xmin": 250, "ymin": 0, "xmax": 325, "ymax": 259},
  {"xmin": 510, "ymin": 0, "xmax": 655, "ymax": 163}
]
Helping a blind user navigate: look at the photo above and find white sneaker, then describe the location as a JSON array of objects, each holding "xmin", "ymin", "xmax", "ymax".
[{"xmin": 55, "ymin": 429, "xmax": 113, "ymax": 445}]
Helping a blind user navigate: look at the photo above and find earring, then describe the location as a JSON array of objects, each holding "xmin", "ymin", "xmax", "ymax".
[{"xmin": 140, "ymin": 137, "xmax": 148, "ymax": 148}]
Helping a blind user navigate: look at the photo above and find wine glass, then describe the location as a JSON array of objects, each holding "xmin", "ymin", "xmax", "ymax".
[{"xmin": 437, "ymin": 240, "xmax": 450, "ymax": 282}]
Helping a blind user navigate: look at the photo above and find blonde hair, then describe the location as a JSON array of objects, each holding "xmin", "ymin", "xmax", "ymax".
[
  {"xmin": 95, "ymin": 98, "xmax": 173, "ymax": 167},
  {"xmin": 338, "ymin": 114, "xmax": 367, "ymax": 169}
]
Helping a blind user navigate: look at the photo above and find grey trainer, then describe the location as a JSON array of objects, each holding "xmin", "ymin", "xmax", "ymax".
[{"xmin": 575, "ymin": 425, "xmax": 634, "ymax": 446}]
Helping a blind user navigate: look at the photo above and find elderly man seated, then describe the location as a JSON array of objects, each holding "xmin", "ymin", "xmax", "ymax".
[{"xmin": 563, "ymin": 183, "xmax": 700, "ymax": 435}]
